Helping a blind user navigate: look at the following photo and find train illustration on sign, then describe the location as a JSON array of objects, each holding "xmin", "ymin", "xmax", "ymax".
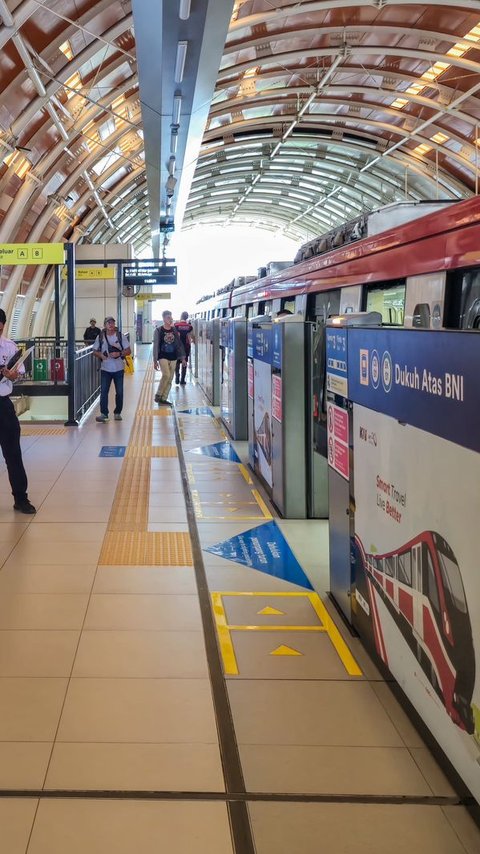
[{"xmin": 356, "ymin": 531, "xmax": 475, "ymax": 733}]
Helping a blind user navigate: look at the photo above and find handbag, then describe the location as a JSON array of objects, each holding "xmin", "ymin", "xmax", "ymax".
[{"xmin": 124, "ymin": 354, "xmax": 134, "ymax": 374}]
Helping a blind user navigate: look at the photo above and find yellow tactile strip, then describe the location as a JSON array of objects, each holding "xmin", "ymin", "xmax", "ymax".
[
  {"xmin": 99, "ymin": 531, "xmax": 192, "ymax": 566},
  {"xmin": 20, "ymin": 426, "xmax": 67, "ymax": 435},
  {"xmin": 126, "ymin": 446, "xmax": 178, "ymax": 458},
  {"xmin": 98, "ymin": 363, "xmax": 193, "ymax": 565}
]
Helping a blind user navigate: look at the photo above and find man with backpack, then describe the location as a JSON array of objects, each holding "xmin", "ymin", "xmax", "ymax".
[
  {"xmin": 93, "ymin": 316, "xmax": 131, "ymax": 422},
  {"xmin": 153, "ymin": 310, "xmax": 186, "ymax": 404},
  {"xmin": 174, "ymin": 311, "xmax": 194, "ymax": 385}
]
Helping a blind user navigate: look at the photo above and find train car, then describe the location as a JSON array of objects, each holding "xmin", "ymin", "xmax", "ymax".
[
  {"xmin": 357, "ymin": 531, "xmax": 475, "ymax": 734},
  {"xmin": 194, "ymin": 196, "xmax": 480, "ymax": 333}
]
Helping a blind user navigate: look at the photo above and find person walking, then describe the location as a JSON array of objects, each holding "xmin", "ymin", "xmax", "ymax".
[
  {"xmin": 83, "ymin": 318, "xmax": 101, "ymax": 344},
  {"xmin": 174, "ymin": 311, "xmax": 194, "ymax": 385},
  {"xmin": 93, "ymin": 316, "xmax": 131, "ymax": 422},
  {"xmin": 153, "ymin": 310, "xmax": 186, "ymax": 404},
  {"xmin": 0, "ymin": 308, "xmax": 36, "ymax": 514}
]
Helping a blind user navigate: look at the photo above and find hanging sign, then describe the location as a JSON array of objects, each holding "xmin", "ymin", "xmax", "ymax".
[
  {"xmin": 0, "ymin": 243, "xmax": 65, "ymax": 265},
  {"xmin": 62, "ymin": 267, "xmax": 116, "ymax": 280}
]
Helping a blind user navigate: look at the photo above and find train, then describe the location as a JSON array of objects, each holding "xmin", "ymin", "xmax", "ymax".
[
  {"xmin": 193, "ymin": 197, "xmax": 480, "ymax": 332},
  {"xmin": 356, "ymin": 531, "xmax": 475, "ymax": 734}
]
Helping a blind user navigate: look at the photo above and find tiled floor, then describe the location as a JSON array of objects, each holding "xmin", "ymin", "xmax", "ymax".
[{"xmin": 0, "ymin": 346, "xmax": 478, "ymax": 853}]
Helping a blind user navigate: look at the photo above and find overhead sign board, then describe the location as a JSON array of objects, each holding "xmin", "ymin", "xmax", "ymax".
[
  {"xmin": 0, "ymin": 243, "xmax": 65, "ymax": 265},
  {"xmin": 62, "ymin": 266, "xmax": 116, "ymax": 280},
  {"xmin": 123, "ymin": 260, "xmax": 177, "ymax": 288},
  {"xmin": 136, "ymin": 292, "xmax": 171, "ymax": 301}
]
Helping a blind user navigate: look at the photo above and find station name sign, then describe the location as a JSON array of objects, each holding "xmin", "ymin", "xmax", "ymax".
[{"xmin": 123, "ymin": 259, "xmax": 177, "ymax": 288}]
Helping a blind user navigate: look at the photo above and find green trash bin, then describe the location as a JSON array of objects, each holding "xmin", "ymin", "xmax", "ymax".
[{"xmin": 33, "ymin": 358, "xmax": 48, "ymax": 381}]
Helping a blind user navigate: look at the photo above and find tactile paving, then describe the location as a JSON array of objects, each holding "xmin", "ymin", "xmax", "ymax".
[
  {"xmin": 20, "ymin": 426, "xmax": 67, "ymax": 435},
  {"xmin": 98, "ymin": 363, "xmax": 193, "ymax": 563},
  {"xmin": 126, "ymin": 445, "xmax": 178, "ymax": 458},
  {"xmin": 99, "ymin": 531, "xmax": 193, "ymax": 565}
]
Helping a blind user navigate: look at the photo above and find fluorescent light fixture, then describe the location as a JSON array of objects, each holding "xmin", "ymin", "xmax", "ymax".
[
  {"xmin": 173, "ymin": 93, "xmax": 182, "ymax": 125},
  {"xmin": 179, "ymin": 0, "xmax": 191, "ymax": 19},
  {"xmin": 168, "ymin": 156, "xmax": 176, "ymax": 176},
  {"xmin": 174, "ymin": 41, "xmax": 188, "ymax": 83},
  {"xmin": 170, "ymin": 132, "xmax": 178, "ymax": 155}
]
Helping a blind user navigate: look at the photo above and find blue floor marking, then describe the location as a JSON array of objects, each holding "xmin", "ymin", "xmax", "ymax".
[
  {"xmin": 99, "ymin": 445, "xmax": 126, "ymax": 457},
  {"xmin": 205, "ymin": 520, "xmax": 313, "ymax": 589},
  {"xmin": 188, "ymin": 441, "xmax": 241, "ymax": 462},
  {"xmin": 177, "ymin": 407, "xmax": 214, "ymax": 416}
]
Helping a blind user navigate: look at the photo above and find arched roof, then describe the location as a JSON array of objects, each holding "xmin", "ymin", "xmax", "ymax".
[{"xmin": 0, "ymin": 0, "xmax": 479, "ymax": 324}]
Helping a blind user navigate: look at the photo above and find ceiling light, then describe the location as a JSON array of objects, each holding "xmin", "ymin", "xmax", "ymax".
[
  {"xmin": 179, "ymin": 0, "xmax": 191, "ymax": 19},
  {"xmin": 174, "ymin": 41, "xmax": 188, "ymax": 83},
  {"xmin": 173, "ymin": 93, "xmax": 182, "ymax": 125},
  {"xmin": 168, "ymin": 156, "xmax": 176, "ymax": 176},
  {"xmin": 170, "ymin": 131, "xmax": 178, "ymax": 155}
]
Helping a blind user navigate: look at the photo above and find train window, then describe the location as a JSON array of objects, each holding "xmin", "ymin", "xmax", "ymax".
[
  {"xmin": 425, "ymin": 547, "xmax": 440, "ymax": 613},
  {"xmin": 397, "ymin": 552, "xmax": 412, "ymax": 586},
  {"xmin": 445, "ymin": 268, "xmax": 480, "ymax": 329},
  {"xmin": 282, "ymin": 299, "xmax": 296, "ymax": 314},
  {"xmin": 385, "ymin": 556, "xmax": 395, "ymax": 577},
  {"xmin": 365, "ymin": 282, "xmax": 406, "ymax": 325},
  {"xmin": 412, "ymin": 303, "xmax": 430, "ymax": 328},
  {"xmin": 436, "ymin": 548, "xmax": 467, "ymax": 613}
]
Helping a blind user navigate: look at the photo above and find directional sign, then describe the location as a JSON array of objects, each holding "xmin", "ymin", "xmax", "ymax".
[
  {"xmin": 123, "ymin": 260, "xmax": 177, "ymax": 288},
  {"xmin": 136, "ymin": 292, "xmax": 171, "ymax": 302},
  {"xmin": 62, "ymin": 267, "xmax": 116, "ymax": 280},
  {"xmin": 0, "ymin": 243, "xmax": 65, "ymax": 265}
]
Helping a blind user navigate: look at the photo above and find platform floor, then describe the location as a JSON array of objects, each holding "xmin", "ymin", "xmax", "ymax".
[{"xmin": 0, "ymin": 346, "xmax": 479, "ymax": 853}]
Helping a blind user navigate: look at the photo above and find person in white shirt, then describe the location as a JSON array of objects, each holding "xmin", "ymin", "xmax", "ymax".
[
  {"xmin": 93, "ymin": 316, "xmax": 131, "ymax": 422},
  {"xmin": 0, "ymin": 308, "xmax": 36, "ymax": 514}
]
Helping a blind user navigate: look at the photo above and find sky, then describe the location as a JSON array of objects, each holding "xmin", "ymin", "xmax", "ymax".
[{"xmin": 145, "ymin": 225, "xmax": 300, "ymax": 321}]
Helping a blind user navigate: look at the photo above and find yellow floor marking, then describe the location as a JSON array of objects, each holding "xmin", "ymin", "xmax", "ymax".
[
  {"xmin": 20, "ymin": 426, "xmax": 67, "ymax": 435},
  {"xmin": 270, "ymin": 645, "xmax": 302, "ymax": 657},
  {"xmin": 211, "ymin": 591, "xmax": 362, "ymax": 677},
  {"xmin": 96, "ymin": 363, "xmax": 193, "ymax": 566},
  {"xmin": 258, "ymin": 606, "xmax": 285, "ymax": 616},
  {"xmin": 251, "ymin": 488, "xmax": 272, "ymax": 519},
  {"xmin": 238, "ymin": 464, "xmax": 253, "ymax": 484}
]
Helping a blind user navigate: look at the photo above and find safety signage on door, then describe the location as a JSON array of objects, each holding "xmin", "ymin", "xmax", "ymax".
[
  {"xmin": 0, "ymin": 243, "xmax": 65, "ymax": 265},
  {"xmin": 327, "ymin": 401, "xmax": 349, "ymax": 480}
]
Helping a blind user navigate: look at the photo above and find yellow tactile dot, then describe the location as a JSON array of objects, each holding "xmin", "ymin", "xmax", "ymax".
[{"xmin": 99, "ymin": 531, "xmax": 193, "ymax": 566}]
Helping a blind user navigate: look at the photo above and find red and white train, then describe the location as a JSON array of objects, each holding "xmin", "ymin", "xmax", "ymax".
[{"xmin": 357, "ymin": 531, "xmax": 475, "ymax": 734}]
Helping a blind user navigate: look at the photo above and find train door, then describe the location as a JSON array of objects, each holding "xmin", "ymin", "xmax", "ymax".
[
  {"xmin": 308, "ymin": 290, "xmax": 341, "ymax": 517},
  {"xmin": 404, "ymin": 272, "xmax": 445, "ymax": 328},
  {"xmin": 411, "ymin": 544, "xmax": 424, "ymax": 640}
]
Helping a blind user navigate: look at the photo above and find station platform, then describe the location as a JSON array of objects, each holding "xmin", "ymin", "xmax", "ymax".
[{"xmin": 0, "ymin": 345, "xmax": 479, "ymax": 854}]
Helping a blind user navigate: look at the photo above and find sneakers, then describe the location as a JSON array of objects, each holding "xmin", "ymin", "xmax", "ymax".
[
  {"xmin": 179, "ymin": 381, "xmax": 187, "ymax": 386},
  {"xmin": 154, "ymin": 394, "xmax": 161, "ymax": 403},
  {"xmin": 114, "ymin": 414, "xmax": 122, "ymax": 421},
  {"xmin": 14, "ymin": 498, "xmax": 36, "ymax": 515},
  {"xmin": 158, "ymin": 398, "xmax": 171, "ymax": 405},
  {"xmin": 96, "ymin": 414, "xmax": 109, "ymax": 422},
  {"xmin": 175, "ymin": 379, "xmax": 180, "ymax": 385}
]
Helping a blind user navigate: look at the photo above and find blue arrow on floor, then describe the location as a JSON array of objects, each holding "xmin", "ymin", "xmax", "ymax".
[{"xmin": 188, "ymin": 441, "xmax": 241, "ymax": 462}]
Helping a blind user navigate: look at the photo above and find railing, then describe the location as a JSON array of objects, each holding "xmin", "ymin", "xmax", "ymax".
[{"xmin": 74, "ymin": 344, "xmax": 101, "ymax": 421}]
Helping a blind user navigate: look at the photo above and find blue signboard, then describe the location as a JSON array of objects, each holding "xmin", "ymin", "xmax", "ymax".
[
  {"xmin": 205, "ymin": 520, "xmax": 313, "ymax": 589},
  {"xmin": 252, "ymin": 326, "xmax": 273, "ymax": 364},
  {"xmin": 247, "ymin": 323, "xmax": 253, "ymax": 358},
  {"xmin": 99, "ymin": 445, "xmax": 126, "ymax": 457},
  {"xmin": 347, "ymin": 328, "xmax": 480, "ymax": 453},
  {"xmin": 272, "ymin": 323, "xmax": 282, "ymax": 369},
  {"xmin": 188, "ymin": 441, "xmax": 241, "ymax": 462},
  {"xmin": 177, "ymin": 407, "xmax": 213, "ymax": 416},
  {"xmin": 326, "ymin": 327, "xmax": 348, "ymax": 396}
]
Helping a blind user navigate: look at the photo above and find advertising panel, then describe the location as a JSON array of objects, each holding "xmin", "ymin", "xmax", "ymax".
[{"xmin": 353, "ymin": 403, "xmax": 480, "ymax": 802}]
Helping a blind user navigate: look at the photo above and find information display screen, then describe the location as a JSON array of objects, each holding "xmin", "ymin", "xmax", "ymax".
[{"xmin": 123, "ymin": 260, "xmax": 177, "ymax": 288}]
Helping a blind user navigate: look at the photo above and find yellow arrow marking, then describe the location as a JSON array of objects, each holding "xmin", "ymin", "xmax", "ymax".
[
  {"xmin": 258, "ymin": 606, "xmax": 285, "ymax": 616},
  {"xmin": 270, "ymin": 645, "xmax": 302, "ymax": 656}
]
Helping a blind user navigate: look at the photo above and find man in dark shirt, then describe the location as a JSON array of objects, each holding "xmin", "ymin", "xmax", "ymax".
[
  {"xmin": 174, "ymin": 311, "xmax": 194, "ymax": 385},
  {"xmin": 153, "ymin": 311, "xmax": 186, "ymax": 404},
  {"xmin": 84, "ymin": 318, "xmax": 101, "ymax": 344}
]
